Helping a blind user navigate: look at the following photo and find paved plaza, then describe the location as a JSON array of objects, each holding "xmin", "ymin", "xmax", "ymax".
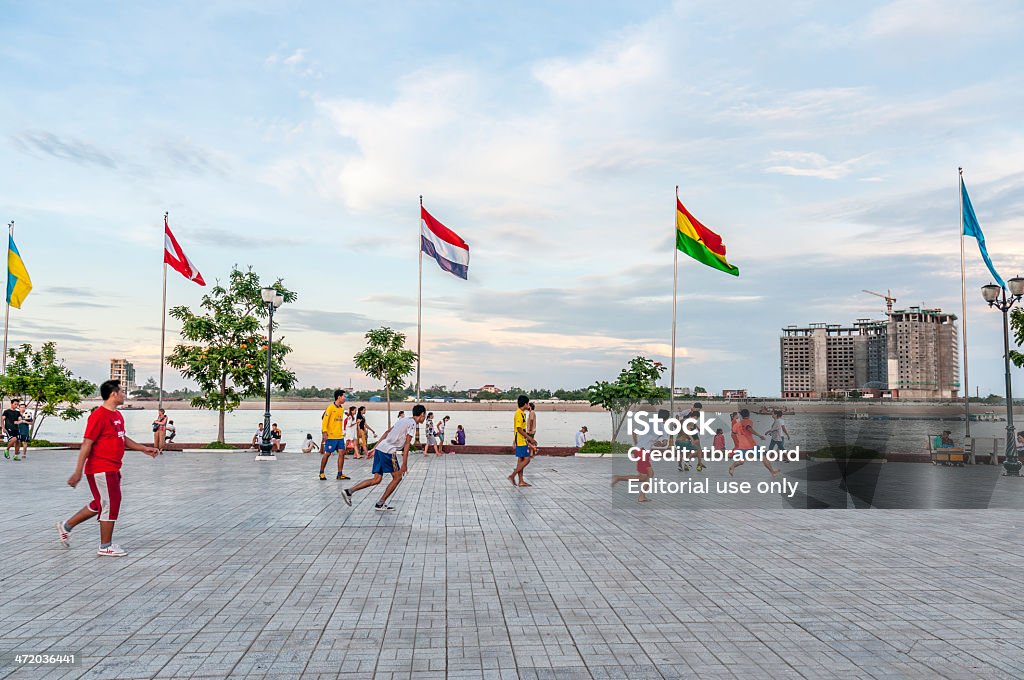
[{"xmin": 3, "ymin": 451, "xmax": 1024, "ymax": 679}]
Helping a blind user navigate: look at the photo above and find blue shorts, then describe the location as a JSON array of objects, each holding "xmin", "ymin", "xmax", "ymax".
[
  {"xmin": 324, "ymin": 439, "xmax": 345, "ymax": 453},
  {"xmin": 515, "ymin": 445, "xmax": 530, "ymax": 458},
  {"xmin": 372, "ymin": 449, "xmax": 399, "ymax": 475}
]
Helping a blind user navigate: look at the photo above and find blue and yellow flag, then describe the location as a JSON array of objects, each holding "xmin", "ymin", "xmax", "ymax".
[{"xmin": 7, "ymin": 235, "xmax": 32, "ymax": 309}]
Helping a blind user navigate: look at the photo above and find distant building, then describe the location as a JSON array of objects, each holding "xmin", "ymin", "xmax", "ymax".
[
  {"xmin": 780, "ymin": 305, "xmax": 959, "ymax": 400},
  {"xmin": 467, "ymin": 384, "xmax": 501, "ymax": 398},
  {"xmin": 721, "ymin": 389, "xmax": 748, "ymax": 399},
  {"xmin": 672, "ymin": 387, "xmax": 692, "ymax": 397},
  {"xmin": 110, "ymin": 358, "xmax": 137, "ymax": 396}
]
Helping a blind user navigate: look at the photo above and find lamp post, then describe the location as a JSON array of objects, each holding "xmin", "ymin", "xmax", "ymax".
[
  {"xmin": 981, "ymin": 276, "xmax": 1024, "ymax": 476},
  {"xmin": 256, "ymin": 286, "xmax": 284, "ymax": 461}
]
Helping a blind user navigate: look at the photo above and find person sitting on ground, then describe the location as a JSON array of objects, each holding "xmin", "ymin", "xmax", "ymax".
[
  {"xmin": 302, "ymin": 433, "xmax": 319, "ymax": 454},
  {"xmin": 451, "ymin": 424, "xmax": 465, "ymax": 446},
  {"xmin": 165, "ymin": 420, "xmax": 176, "ymax": 443}
]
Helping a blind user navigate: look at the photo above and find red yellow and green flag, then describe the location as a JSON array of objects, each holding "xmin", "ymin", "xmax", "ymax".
[{"xmin": 675, "ymin": 197, "xmax": 739, "ymax": 277}]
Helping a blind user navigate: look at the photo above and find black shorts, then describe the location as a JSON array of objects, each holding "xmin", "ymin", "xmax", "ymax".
[{"xmin": 4, "ymin": 427, "xmax": 18, "ymax": 441}]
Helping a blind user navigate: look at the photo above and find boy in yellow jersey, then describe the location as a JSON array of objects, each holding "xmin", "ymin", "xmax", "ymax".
[
  {"xmin": 319, "ymin": 389, "xmax": 349, "ymax": 480},
  {"xmin": 508, "ymin": 394, "xmax": 537, "ymax": 487}
]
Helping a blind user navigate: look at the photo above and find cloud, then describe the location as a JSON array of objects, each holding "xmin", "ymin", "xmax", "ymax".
[
  {"xmin": 865, "ymin": 0, "xmax": 1020, "ymax": 39},
  {"xmin": 286, "ymin": 308, "xmax": 411, "ymax": 335},
  {"xmin": 180, "ymin": 227, "xmax": 305, "ymax": 249},
  {"xmin": 266, "ymin": 47, "xmax": 320, "ymax": 78},
  {"xmin": 155, "ymin": 140, "xmax": 229, "ymax": 177},
  {"xmin": 765, "ymin": 151, "xmax": 870, "ymax": 180},
  {"xmin": 533, "ymin": 36, "xmax": 663, "ymax": 101},
  {"xmin": 10, "ymin": 131, "xmax": 118, "ymax": 169}
]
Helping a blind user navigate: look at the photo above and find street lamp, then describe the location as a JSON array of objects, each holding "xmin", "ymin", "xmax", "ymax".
[
  {"xmin": 256, "ymin": 286, "xmax": 284, "ymax": 461},
  {"xmin": 981, "ymin": 276, "xmax": 1024, "ymax": 476}
]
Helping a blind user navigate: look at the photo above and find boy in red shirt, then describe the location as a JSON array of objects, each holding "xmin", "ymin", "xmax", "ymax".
[{"xmin": 56, "ymin": 380, "xmax": 159, "ymax": 556}]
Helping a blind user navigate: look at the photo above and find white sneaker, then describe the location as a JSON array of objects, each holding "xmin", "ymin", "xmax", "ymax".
[
  {"xmin": 56, "ymin": 521, "xmax": 70, "ymax": 548},
  {"xmin": 97, "ymin": 544, "xmax": 127, "ymax": 557}
]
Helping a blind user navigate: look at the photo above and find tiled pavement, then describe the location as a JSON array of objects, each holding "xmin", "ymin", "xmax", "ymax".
[{"xmin": 2, "ymin": 451, "xmax": 1024, "ymax": 679}]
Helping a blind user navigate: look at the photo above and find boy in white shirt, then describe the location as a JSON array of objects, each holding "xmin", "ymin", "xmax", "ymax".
[{"xmin": 342, "ymin": 405, "xmax": 426, "ymax": 511}]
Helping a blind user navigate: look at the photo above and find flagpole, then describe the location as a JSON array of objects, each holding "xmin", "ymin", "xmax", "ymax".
[
  {"xmin": 158, "ymin": 212, "xmax": 168, "ymax": 410},
  {"xmin": 416, "ymin": 196, "xmax": 423, "ymax": 402},
  {"xmin": 2, "ymin": 221, "xmax": 12, "ymax": 375},
  {"xmin": 670, "ymin": 187, "xmax": 679, "ymax": 416},
  {"xmin": 958, "ymin": 168, "xmax": 973, "ymax": 456}
]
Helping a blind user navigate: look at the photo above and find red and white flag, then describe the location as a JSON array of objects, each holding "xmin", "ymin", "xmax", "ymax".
[{"xmin": 164, "ymin": 214, "xmax": 205, "ymax": 286}]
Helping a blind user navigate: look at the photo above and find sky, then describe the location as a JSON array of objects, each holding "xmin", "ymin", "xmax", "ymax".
[{"xmin": 1, "ymin": 0, "xmax": 1022, "ymax": 396}]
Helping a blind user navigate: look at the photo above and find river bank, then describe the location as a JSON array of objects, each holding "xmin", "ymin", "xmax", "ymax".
[{"xmin": 108, "ymin": 398, "xmax": 1023, "ymax": 417}]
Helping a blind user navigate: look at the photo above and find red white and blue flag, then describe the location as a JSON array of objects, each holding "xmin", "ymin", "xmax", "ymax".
[{"xmin": 420, "ymin": 206, "xmax": 469, "ymax": 280}]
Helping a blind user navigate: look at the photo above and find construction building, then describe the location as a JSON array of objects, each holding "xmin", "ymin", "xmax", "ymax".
[
  {"xmin": 780, "ymin": 306, "xmax": 959, "ymax": 400},
  {"xmin": 109, "ymin": 358, "xmax": 137, "ymax": 396}
]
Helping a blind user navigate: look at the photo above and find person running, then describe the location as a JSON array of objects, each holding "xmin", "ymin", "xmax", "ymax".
[
  {"xmin": 424, "ymin": 412, "xmax": 441, "ymax": 456},
  {"xmin": 345, "ymin": 406, "xmax": 359, "ymax": 458},
  {"xmin": 4, "ymin": 399, "xmax": 21, "ymax": 459},
  {"xmin": 677, "ymin": 402, "xmax": 705, "ymax": 472},
  {"xmin": 508, "ymin": 395, "xmax": 537, "ymax": 487},
  {"xmin": 152, "ymin": 408, "xmax": 168, "ymax": 451},
  {"xmin": 342, "ymin": 404, "xmax": 426, "ymax": 511},
  {"xmin": 765, "ymin": 409, "xmax": 791, "ymax": 456},
  {"xmin": 728, "ymin": 412, "xmax": 740, "ymax": 450},
  {"xmin": 357, "ymin": 406, "xmax": 376, "ymax": 457},
  {"xmin": 612, "ymin": 408, "xmax": 669, "ymax": 503},
  {"xmin": 270, "ymin": 423, "xmax": 283, "ymax": 452},
  {"xmin": 319, "ymin": 389, "xmax": 349, "ymax": 480},
  {"xmin": 16, "ymin": 403, "xmax": 32, "ymax": 460},
  {"xmin": 302, "ymin": 433, "xmax": 319, "ymax": 454},
  {"xmin": 728, "ymin": 408, "xmax": 775, "ymax": 477},
  {"xmin": 55, "ymin": 380, "xmax": 159, "ymax": 556}
]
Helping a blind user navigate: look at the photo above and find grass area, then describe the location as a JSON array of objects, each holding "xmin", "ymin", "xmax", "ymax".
[
  {"xmin": 578, "ymin": 440, "xmax": 631, "ymax": 454},
  {"xmin": 202, "ymin": 441, "xmax": 238, "ymax": 449}
]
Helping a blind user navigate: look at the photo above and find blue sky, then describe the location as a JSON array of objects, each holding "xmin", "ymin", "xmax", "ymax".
[{"xmin": 1, "ymin": 0, "xmax": 1022, "ymax": 396}]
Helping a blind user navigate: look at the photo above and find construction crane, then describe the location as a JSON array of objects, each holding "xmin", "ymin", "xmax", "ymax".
[{"xmin": 863, "ymin": 289, "xmax": 896, "ymax": 315}]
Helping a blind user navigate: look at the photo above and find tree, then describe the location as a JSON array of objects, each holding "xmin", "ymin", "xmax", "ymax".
[
  {"xmin": 1011, "ymin": 307, "xmax": 1024, "ymax": 369},
  {"xmin": 353, "ymin": 326, "xmax": 417, "ymax": 427},
  {"xmin": 693, "ymin": 385, "xmax": 707, "ymax": 396},
  {"xmin": 166, "ymin": 266, "xmax": 297, "ymax": 442},
  {"xmin": 0, "ymin": 342, "xmax": 95, "ymax": 440},
  {"xmin": 587, "ymin": 357, "xmax": 667, "ymax": 442},
  {"xmin": 131, "ymin": 377, "xmax": 161, "ymax": 399}
]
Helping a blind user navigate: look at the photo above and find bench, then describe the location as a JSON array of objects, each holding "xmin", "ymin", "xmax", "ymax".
[{"xmin": 927, "ymin": 435, "xmax": 966, "ymax": 467}]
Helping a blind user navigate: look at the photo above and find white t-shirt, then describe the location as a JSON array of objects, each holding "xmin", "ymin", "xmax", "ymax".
[
  {"xmin": 575, "ymin": 430, "xmax": 587, "ymax": 447},
  {"xmin": 345, "ymin": 415, "xmax": 357, "ymax": 439},
  {"xmin": 635, "ymin": 430, "xmax": 668, "ymax": 451},
  {"xmin": 767, "ymin": 418, "xmax": 786, "ymax": 442},
  {"xmin": 376, "ymin": 417, "xmax": 418, "ymax": 454}
]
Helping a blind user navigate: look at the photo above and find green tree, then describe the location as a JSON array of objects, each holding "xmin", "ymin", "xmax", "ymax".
[
  {"xmin": 353, "ymin": 326, "xmax": 417, "ymax": 427},
  {"xmin": 0, "ymin": 342, "xmax": 95, "ymax": 440},
  {"xmin": 693, "ymin": 385, "xmax": 707, "ymax": 396},
  {"xmin": 1011, "ymin": 307, "xmax": 1024, "ymax": 368},
  {"xmin": 587, "ymin": 357, "xmax": 667, "ymax": 442},
  {"xmin": 166, "ymin": 266, "xmax": 297, "ymax": 442}
]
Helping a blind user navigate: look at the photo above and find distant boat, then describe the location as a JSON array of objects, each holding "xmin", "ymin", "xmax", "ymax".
[
  {"xmin": 970, "ymin": 411, "xmax": 1003, "ymax": 422},
  {"xmin": 846, "ymin": 411, "xmax": 871, "ymax": 420}
]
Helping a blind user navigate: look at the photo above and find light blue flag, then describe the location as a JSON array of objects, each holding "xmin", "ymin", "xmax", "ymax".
[{"xmin": 961, "ymin": 177, "xmax": 1005, "ymax": 288}]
